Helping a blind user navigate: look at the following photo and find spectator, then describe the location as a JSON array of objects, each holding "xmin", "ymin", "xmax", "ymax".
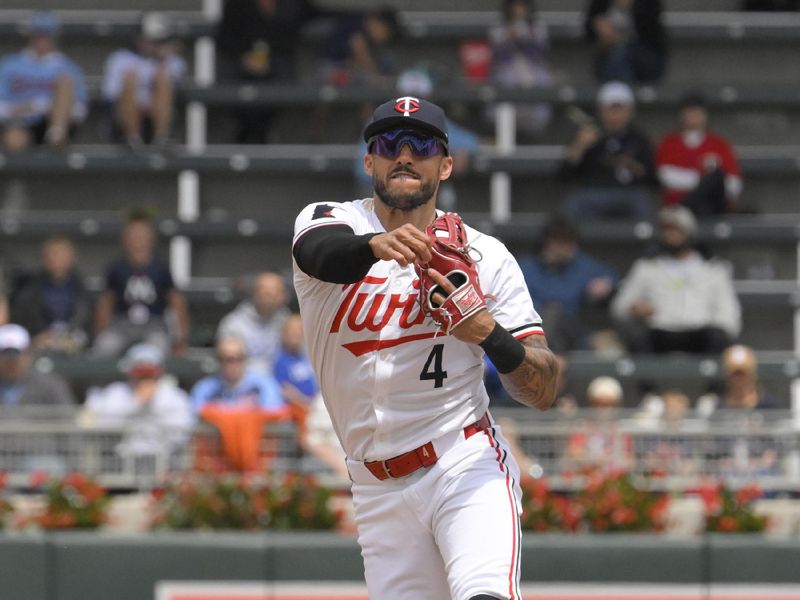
[
  {"xmin": 81, "ymin": 343, "xmax": 193, "ymax": 458},
  {"xmin": 0, "ymin": 323, "xmax": 75, "ymax": 410},
  {"xmin": 217, "ymin": 271, "xmax": 290, "ymax": 373},
  {"xmin": 656, "ymin": 92, "xmax": 742, "ymax": 216},
  {"xmin": 216, "ymin": 0, "xmax": 320, "ymax": 143},
  {"xmin": 9, "ymin": 236, "xmax": 90, "ymax": 354},
  {"xmin": 635, "ymin": 387, "xmax": 696, "ymax": 429},
  {"xmin": 585, "ymin": 0, "xmax": 666, "ymax": 84},
  {"xmin": 612, "ymin": 206, "xmax": 741, "ymax": 354},
  {"xmin": 487, "ymin": 0, "xmax": 554, "ymax": 138},
  {"xmin": 563, "ymin": 376, "xmax": 634, "ymax": 472},
  {"xmin": 191, "ymin": 335, "xmax": 287, "ymax": 471},
  {"xmin": 274, "ymin": 313, "xmax": 317, "ymax": 408},
  {"xmin": 320, "ymin": 7, "xmax": 400, "ymax": 86},
  {"xmin": 0, "ymin": 12, "xmax": 87, "ymax": 151},
  {"xmin": 697, "ymin": 345, "xmax": 782, "ymax": 481},
  {"xmin": 274, "ymin": 314, "xmax": 349, "ymax": 479},
  {"xmin": 191, "ymin": 335, "xmax": 285, "ymax": 414},
  {"xmin": 696, "ymin": 345, "xmax": 780, "ymax": 417},
  {"xmin": 101, "ymin": 12, "xmax": 186, "ymax": 152},
  {"xmin": 661, "ymin": 389, "xmax": 691, "ymax": 425},
  {"xmin": 518, "ymin": 216, "xmax": 618, "ymax": 353},
  {"xmin": 93, "ymin": 212, "xmax": 189, "ymax": 358},
  {"xmin": 637, "ymin": 389, "xmax": 699, "ymax": 478},
  {"xmin": 561, "ymin": 81, "xmax": 656, "ymax": 222},
  {"xmin": 301, "ymin": 391, "xmax": 349, "ymax": 480}
]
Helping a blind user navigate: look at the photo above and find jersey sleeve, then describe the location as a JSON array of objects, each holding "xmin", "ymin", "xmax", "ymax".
[
  {"xmin": 292, "ymin": 201, "xmax": 358, "ymax": 248},
  {"xmin": 478, "ymin": 236, "xmax": 543, "ymax": 340}
]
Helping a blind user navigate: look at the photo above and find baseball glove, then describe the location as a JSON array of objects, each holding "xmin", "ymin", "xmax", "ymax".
[{"xmin": 415, "ymin": 212, "xmax": 486, "ymax": 334}]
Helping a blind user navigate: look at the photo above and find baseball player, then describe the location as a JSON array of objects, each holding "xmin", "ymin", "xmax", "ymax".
[{"xmin": 292, "ymin": 97, "xmax": 558, "ymax": 600}]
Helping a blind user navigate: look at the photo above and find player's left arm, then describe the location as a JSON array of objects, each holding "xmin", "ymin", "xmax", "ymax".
[
  {"xmin": 448, "ymin": 306, "xmax": 558, "ymax": 411},
  {"xmin": 497, "ymin": 332, "xmax": 559, "ymax": 411},
  {"xmin": 427, "ymin": 268, "xmax": 558, "ymax": 411}
]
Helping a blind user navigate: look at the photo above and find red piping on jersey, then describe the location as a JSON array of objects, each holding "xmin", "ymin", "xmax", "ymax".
[
  {"xmin": 516, "ymin": 330, "xmax": 544, "ymax": 340},
  {"xmin": 342, "ymin": 332, "xmax": 438, "ymax": 356},
  {"xmin": 484, "ymin": 428, "xmax": 520, "ymax": 600}
]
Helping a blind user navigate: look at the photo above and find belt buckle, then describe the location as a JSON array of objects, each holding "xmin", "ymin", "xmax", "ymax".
[{"xmin": 378, "ymin": 460, "xmax": 394, "ymax": 479}]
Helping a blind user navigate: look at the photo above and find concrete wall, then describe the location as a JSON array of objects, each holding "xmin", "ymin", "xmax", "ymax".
[{"xmin": 2, "ymin": 532, "xmax": 800, "ymax": 600}]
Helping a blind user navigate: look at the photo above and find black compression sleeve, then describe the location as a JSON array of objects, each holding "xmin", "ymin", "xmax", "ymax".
[{"xmin": 293, "ymin": 224, "xmax": 380, "ymax": 284}]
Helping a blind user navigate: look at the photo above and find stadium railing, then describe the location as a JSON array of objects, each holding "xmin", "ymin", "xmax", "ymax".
[
  {"xmin": 3, "ymin": 10, "xmax": 800, "ymax": 43},
  {"xmin": 2, "ymin": 407, "xmax": 800, "ymax": 493},
  {"xmin": 2, "ymin": 143, "xmax": 800, "ymax": 175}
]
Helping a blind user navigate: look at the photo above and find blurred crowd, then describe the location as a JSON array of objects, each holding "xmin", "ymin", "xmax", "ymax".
[{"xmin": 0, "ymin": 0, "xmax": 796, "ymax": 481}]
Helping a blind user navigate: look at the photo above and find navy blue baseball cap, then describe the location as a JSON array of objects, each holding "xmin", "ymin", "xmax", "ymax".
[{"xmin": 363, "ymin": 96, "xmax": 449, "ymax": 147}]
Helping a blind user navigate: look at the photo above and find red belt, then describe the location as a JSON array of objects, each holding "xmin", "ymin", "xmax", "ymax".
[{"xmin": 364, "ymin": 413, "xmax": 492, "ymax": 481}]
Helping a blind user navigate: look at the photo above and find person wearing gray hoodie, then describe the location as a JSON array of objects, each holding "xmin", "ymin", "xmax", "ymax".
[{"xmin": 216, "ymin": 272, "xmax": 290, "ymax": 373}]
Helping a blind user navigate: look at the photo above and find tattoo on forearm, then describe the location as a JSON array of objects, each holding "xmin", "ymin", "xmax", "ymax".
[{"xmin": 499, "ymin": 335, "xmax": 559, "ymax": 410}]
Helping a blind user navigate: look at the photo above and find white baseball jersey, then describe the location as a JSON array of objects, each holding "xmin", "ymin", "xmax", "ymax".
[{"xmin": 292, "ymin": 198, "xmax": 543, "ymax": 462}]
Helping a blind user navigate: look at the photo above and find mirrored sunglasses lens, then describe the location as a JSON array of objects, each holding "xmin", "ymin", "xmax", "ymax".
[{"xmin": 372, "ymin": 132, "xmax": 440, "ymax": 158}]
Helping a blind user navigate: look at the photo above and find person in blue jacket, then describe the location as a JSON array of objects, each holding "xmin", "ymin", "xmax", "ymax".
[
  {"xmin": 0, "ymin": 12, "xmax": 87, "ymax": 151},
  {"xmin": 191, "ymin": 335, "xmax": 285, "ymax": 415},
  {"xmin": 519, "ymin": 215, "xmax": 618, "ymax": 353}
]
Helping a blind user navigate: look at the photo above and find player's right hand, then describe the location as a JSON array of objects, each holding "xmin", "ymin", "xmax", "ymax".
[{"xmin": 369, "ymin": 224, "xmax": 433, "ymax": 267}]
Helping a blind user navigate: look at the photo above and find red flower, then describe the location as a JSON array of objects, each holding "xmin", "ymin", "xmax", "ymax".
[
  {"xmin": 698, "ymin": 483, "xmax": 722, "ymax": 514},
  {"xmin": 717, "ymin": 516, "xmax": 738, "ymax": 532},
  {"xmin": 63, "ymin": 472, "xmax": 88, "ymax": 490},
  {"xmin": 80, "ymin": 483, "xmax": 106, "ymax": 504},
  {"xmin": 526, "ymin": 478, "xmax": 550, "ymax": 503},
  {"xmin": 648, "ymin": 495, "xmax": 669, "ymax": 521},
  {"xmin": 736, "ymin": 485, "xmax": 762, "ymax": 505},
  {"xmin": 611, "ymin": 507, "xmax": 636, "ymax": 526},
  {"xmin": 28, "ymin": 470, "xmax": 49, "ymax": 489}
]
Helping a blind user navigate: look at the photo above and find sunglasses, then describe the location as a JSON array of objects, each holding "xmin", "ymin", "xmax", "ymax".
[
  {"xmin": 218, "ymin": 354, "xmax": 246, "ymax": 364},
  {"xmin": 369, "ymin": 129, "xmax": 446, "ymax": 159}
]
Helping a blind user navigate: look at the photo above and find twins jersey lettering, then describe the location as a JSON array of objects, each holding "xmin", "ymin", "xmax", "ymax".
[{"xmin": 292, "ymin": 198, "xmax": 543, "ymax": 462}]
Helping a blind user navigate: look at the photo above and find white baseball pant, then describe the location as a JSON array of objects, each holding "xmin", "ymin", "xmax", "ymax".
[{"xmin": 347, "ymin": 420, "xmax": 523, "ymax": 600}]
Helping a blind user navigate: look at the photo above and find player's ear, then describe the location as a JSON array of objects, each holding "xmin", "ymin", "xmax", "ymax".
[
  {"xmin": 438, "ymin": 155, "xmax": 453, "ymax": 181},
  {"xmin": 363, "ymin": 153, "xmax": 374, "ymax": 177}
]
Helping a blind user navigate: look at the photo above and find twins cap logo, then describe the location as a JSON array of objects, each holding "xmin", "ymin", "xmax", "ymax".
[{"xmin": 394, "ymin": 96, "xmax": 421, "ymax": 117}]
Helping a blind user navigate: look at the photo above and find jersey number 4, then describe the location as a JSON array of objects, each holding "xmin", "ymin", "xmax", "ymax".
[{"xmin": 420, "ymin": 344, "xmax": 448, "ymax": 388}]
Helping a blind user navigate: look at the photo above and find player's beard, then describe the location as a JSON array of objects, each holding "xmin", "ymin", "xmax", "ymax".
[{"xmin": 373, "ymin": 168, "xmax": 438, "ymax": 212}]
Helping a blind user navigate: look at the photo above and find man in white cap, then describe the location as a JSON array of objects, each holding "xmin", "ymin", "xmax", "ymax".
[
  {"xmin": 612, "ymin": 206, "xmax": 741, "ymax": 354},
  {"xmin": 0, "ymin": 323, "xmax": 75, "ymax": 410},
  {"xmin": 563, "ymin": 375, "xmax": 634, "ymax": 471},
  {"xmin": 82, "ymin": 342, "xmax": 193, "ymax": 458},
  {"xmin": 561, "ymin": 81, "xmax": 656, "ymax": 222}
]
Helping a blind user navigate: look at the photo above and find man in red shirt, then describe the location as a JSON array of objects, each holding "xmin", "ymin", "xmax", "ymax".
[{"xmin": 655, "ymin": 93, "xmax": 741, "ymax": 215}]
